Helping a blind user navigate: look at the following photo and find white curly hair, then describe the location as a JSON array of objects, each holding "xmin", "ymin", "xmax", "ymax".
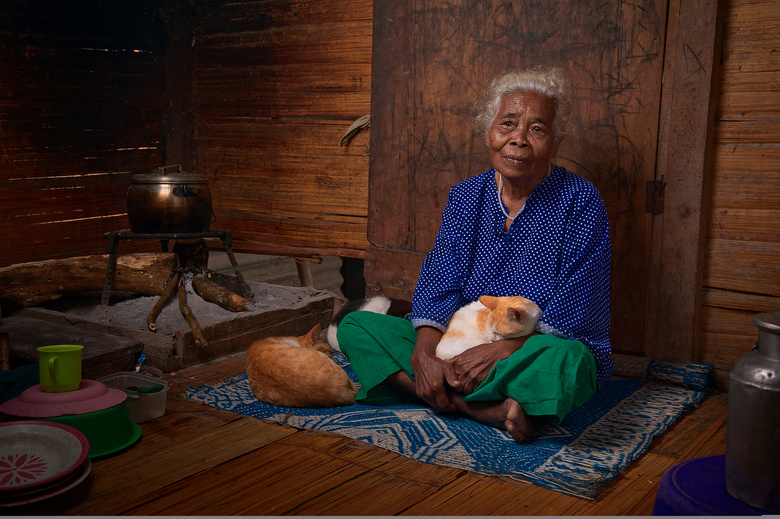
[{"xmin": 473, "ymin": 66, "xmax": 572, "ymax": 142}]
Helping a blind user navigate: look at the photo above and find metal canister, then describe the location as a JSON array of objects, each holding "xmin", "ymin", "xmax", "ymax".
[{"xmin": 726, "ymin": 310, "xmax": 780, "ymax": 512}]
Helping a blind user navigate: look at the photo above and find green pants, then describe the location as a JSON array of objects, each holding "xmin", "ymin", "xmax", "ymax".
[{"xmin": 337, "ymin": 311, "xmax": 598, "ymax": 423}]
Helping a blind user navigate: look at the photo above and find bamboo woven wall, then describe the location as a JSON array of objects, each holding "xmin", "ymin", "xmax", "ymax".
[
  {"xmin": 190, "ymin": 0, "xmax": 372, "ymax": 259},
  {"xmin": 699, "ymin": 0, "xmax": 780, "ymax": 387},
  {"xmin": 0, "ymin": 1, "xmax": 166, "ymax": 268},
  {"xmin": 0, "ymin": 0, "xmax": 372, "ymax": 269}
]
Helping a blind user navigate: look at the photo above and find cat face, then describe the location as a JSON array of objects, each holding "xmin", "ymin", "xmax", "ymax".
[{"xmin": 478, "ymin": 295, "xmax": 542, "ymax": 338}]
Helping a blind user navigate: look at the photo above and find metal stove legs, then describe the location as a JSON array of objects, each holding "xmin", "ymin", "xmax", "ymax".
[
  {"xmin": 217, "ymin": 231, "xmax": 252, "ymax": 302},
  {"xmin": 100, "ymin": 230, "xmax": 252, "ymax": 307}
]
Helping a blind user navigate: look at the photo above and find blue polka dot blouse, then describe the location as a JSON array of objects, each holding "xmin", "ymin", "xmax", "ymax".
[{"xmin": 408, "ymin": 165, "xmax": 615, "ymax": 386}]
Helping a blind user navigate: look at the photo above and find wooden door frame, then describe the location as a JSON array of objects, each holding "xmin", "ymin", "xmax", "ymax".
[{"xmin": 643, "ymin": 0, "xmax": 723, "ymax": 362}]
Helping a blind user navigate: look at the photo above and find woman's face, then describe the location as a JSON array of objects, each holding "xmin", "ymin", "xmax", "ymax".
[{"xmin": 487, "ymin": 91, "xmax": 560, "ymax": 182}]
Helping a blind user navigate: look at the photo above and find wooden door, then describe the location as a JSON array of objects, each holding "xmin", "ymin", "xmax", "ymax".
[{"xmin": 365, "ymin": 0, "xmax": 720, "ymax": 360}]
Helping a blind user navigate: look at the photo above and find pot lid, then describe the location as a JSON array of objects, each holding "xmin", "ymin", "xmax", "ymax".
[
  {"xmin": 0, "ymin": 380, "xmax": 126, "ymax": 418},
  {"xmin": 130, "ymin": 164, "xmax": 208, "ymax": 184}
]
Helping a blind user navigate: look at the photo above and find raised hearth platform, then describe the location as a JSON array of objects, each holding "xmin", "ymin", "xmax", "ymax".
[
  {"xmin": 2, "ymin": 315, "xmax": 143, "ymax": 378},
  {"xmin": 5, "ymin": 281, "xmax": 334, "ymax": 378}
]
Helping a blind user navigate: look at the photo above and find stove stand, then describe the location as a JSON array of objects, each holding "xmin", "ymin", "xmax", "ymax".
[{"xmin": 101, "ymin": 229, "xmax": 252, "ymax": 307}]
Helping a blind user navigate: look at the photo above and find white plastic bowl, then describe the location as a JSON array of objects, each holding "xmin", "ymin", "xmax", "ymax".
[{"xmin": 97, "ymin": 372, "xmax": 168, "ymax": 424}]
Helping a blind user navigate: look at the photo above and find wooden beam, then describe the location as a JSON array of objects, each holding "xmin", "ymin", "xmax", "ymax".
[
  {"xmin": 644, "ymin": 0, "xmax": 724, "ymax": 362},
  {"xmin": 227, "ymin": 238, "xmax": 365, "ymax": 260},
  {"xmin": 161, "ymin": 0, "xmax": 195, "ymax": 171},
  {"xmin": 295, "ymin": 259, "xmax": 315, "ymax": 287}
]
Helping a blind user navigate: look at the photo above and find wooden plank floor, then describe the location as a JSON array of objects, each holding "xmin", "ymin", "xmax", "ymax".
[{"xmin": 9, "ymin": 351, "xmax": 728, "ymax": 516}]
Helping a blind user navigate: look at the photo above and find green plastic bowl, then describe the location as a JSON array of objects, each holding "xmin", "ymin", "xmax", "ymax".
[{"xmin": 41, "ymin": 402, "xmax": 141, "ymax": 458}]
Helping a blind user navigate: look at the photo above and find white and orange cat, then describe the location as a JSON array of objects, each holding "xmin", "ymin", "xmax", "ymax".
[
  {"xmin": 246, "ymin": 323, "xmax": 358, "ymax": 407},
  {"xmin": 435, "ymin": 295, "xmax": 542, "ymax": 360}
]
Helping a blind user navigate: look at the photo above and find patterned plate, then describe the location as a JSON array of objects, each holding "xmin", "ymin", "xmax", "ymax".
[
  {"xmin": 0, "ymin": 459, "xmax": 91, "ymax": 508},
  {"xmin": 0, "ymin": 421, "xmax": 89, "ymax": 492}
]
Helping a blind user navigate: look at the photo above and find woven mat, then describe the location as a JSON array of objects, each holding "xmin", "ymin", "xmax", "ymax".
[{"xmin": 184, "ymin": 353, "xmax": 713, "ymax": 499}]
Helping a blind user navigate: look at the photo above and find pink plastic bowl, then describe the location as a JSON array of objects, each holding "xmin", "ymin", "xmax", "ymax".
[{"xmin": 0, "ymin": 380, "xmax": 126, "ymax": 418}]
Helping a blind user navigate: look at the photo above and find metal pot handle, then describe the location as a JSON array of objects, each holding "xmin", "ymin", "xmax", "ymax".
[{"xmin": 157, "ymin": 164, "xmax": 183, "ymax": 176}]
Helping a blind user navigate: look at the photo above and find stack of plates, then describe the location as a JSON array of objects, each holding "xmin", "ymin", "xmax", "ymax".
[
  {"xmin": 0, "ymin": 380, "xmax": 142, "ymax": 458},
  {"xmin": 0, "ymin": 421, "xmax": 91, "ymax": 508}
]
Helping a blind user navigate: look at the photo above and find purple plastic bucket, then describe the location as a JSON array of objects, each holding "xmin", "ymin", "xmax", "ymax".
[{"xmin": 653, "ymin": 455, "xmax": 763, "ymax": 516}]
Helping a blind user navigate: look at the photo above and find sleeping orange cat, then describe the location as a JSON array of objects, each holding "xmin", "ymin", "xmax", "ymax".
[
  {"xmin": 435, "ymin": 295, "xmax": 542, "ymax": 360},
  {"xmin": 246, "ymin": 323, "xmax": 358, "ymax": 407}
]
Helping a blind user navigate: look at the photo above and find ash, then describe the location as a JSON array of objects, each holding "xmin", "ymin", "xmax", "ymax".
[{"xmin": 78, "ymin": 280, "xmax": 330, "ymax": 335}]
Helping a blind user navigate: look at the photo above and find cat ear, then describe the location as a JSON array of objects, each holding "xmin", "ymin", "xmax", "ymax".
[
  {"xmin": 302, "ymin": 323, "xmax": 322, "ymax": 344},
  {"xmin": 506, "ymin": 307, "xmax": 524, "ymax": 324},
  {"xmin": 479, "ymin": 295, "xmax": 499, "ymax": 309}
]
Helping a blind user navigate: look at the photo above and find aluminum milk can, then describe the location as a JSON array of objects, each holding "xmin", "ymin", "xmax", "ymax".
[{"xmin": 726, "ymin": 310, "xmax": 780, "ymax": 512}]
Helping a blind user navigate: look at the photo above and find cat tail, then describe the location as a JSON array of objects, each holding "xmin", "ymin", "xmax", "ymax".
[
  {"xmin": 326, "ymin": 323, "xmax": 341, "ymax": 352},
  {"xmin": 326, "ymin": 296, "xmax": 413, "ymax": 351}
]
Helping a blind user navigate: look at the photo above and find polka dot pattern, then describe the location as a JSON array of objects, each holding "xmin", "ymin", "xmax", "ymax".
[{"xmin": 408, "ymin": 166, "xmax": 615, "ymax": 386}]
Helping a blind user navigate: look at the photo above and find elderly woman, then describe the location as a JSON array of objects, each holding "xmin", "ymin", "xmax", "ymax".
[{"xmin": 338, "ymin": 67, "xmax": 613, "ymax": 442}]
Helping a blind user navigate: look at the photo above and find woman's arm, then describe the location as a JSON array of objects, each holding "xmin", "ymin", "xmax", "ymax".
[
  {"xmin": 535, "ymin": 183, "xmax": 613, "ymax": 384},
  {"xmin": 447, "ymin": 332, "xmax": 540, "ymax": 394},
  {"xmin": 409, "ymin": 326, "xmax": 460, "ymax": 412}
]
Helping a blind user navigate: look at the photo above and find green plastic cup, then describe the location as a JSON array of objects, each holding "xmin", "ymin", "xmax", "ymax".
[{"xmin": 37, "ymin": 344, "xmax": 83, "ymax": 392}]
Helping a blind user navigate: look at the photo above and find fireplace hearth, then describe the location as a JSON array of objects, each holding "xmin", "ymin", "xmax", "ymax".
[{"xmin": 5, "ymin": 281, "xmax": 334, "ymax": 378}]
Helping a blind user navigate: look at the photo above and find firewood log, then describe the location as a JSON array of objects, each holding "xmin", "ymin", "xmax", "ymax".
[
  {"xmin": 192, "ymin": 274, "xmax": 250, "ymax": 312},
  {"xmin": 0, "ymin": 253, "xmax": 177, "ymax": 310},
  {"xmin": 178, "ymin": 279, "xmax": 206, "ymax": 348},
  {"xmin": 147, "ymin": 272, "xmax": 180, "ymax": 332},
  {"xmin": 204, "ymin": 271, "xmax": 254, "ymax": 299}
]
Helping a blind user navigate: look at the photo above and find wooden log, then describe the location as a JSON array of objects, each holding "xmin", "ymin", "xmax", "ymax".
[
  {"xmin": 148, "ymin": 272, "xmax": 180, "ymax": 332},
  {"xmin": 178, "ymin": 279, "xmax": 207, "ymax": 348},
  {"xmin": 203, "ymin": 271, "xmax": 254, "ymax": 299},
  {"xmin": 0, "ymin": 253, "xmax": 177, "ymax": 310},
  {"xmin": 192, "ymin": 274, "xmax": 249, "ymax": 312}
]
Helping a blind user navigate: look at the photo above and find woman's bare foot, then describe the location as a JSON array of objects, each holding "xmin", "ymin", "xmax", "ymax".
[
  {"xmin": 503, "ymin": 398, "xmax": 533, "ymax": 442},
  {"xmin": 451, "ymin": 395, "xmax": 533, "ymax": 442},
  {"xmin": 383, "ymin": 371, "xmax": 533, "ymax": 441}
]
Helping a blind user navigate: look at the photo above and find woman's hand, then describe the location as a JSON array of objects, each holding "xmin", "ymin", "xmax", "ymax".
[
  {"xmin": 447, "ymin": 334, "xmax": 537, "ymax": 394},
  {"xmin": 409, "ymin": 326, "xmax": 456, "ymax": 412}
]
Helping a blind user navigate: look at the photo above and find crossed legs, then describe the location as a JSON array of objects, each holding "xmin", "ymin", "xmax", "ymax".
[{"xmin": 385, "ymin": 371, "xmax": 534, "ymax": 442}]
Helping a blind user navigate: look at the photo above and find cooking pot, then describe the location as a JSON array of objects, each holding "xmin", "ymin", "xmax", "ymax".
[{"xmin": 126, "ymin": 164, "xmax": 214, "ymax": 234}]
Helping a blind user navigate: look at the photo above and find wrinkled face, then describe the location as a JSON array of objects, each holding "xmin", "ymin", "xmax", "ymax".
[{"xmin": 487, "ymin": 91, "xmax": 560, "ymax": 182}]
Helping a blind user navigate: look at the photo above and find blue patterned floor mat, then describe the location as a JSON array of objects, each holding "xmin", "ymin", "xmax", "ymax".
[{"xmin": 184, "ymin": 352, "xmax": 712, "ymax": 499}]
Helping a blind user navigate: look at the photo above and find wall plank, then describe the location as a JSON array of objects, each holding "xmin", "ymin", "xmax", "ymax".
[
  {"xmin": 191, "ymin": 0, "xmax": 373, "ymax": 257},
  {"xmin": 703, "ymin": 239, "xmax": 780, "ymax": 296},
  {"xmin": 699, "ymin": 0, "xmax": 780, "ymax": 381},
  {"xmin": 700, "ymin": 305, "xmax": 759, "ymax": 389}
]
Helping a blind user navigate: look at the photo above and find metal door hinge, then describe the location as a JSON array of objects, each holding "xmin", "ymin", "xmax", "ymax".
[{"xmin": 645, "ymin": 178, "xmax": 666, "ymax": 214}]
